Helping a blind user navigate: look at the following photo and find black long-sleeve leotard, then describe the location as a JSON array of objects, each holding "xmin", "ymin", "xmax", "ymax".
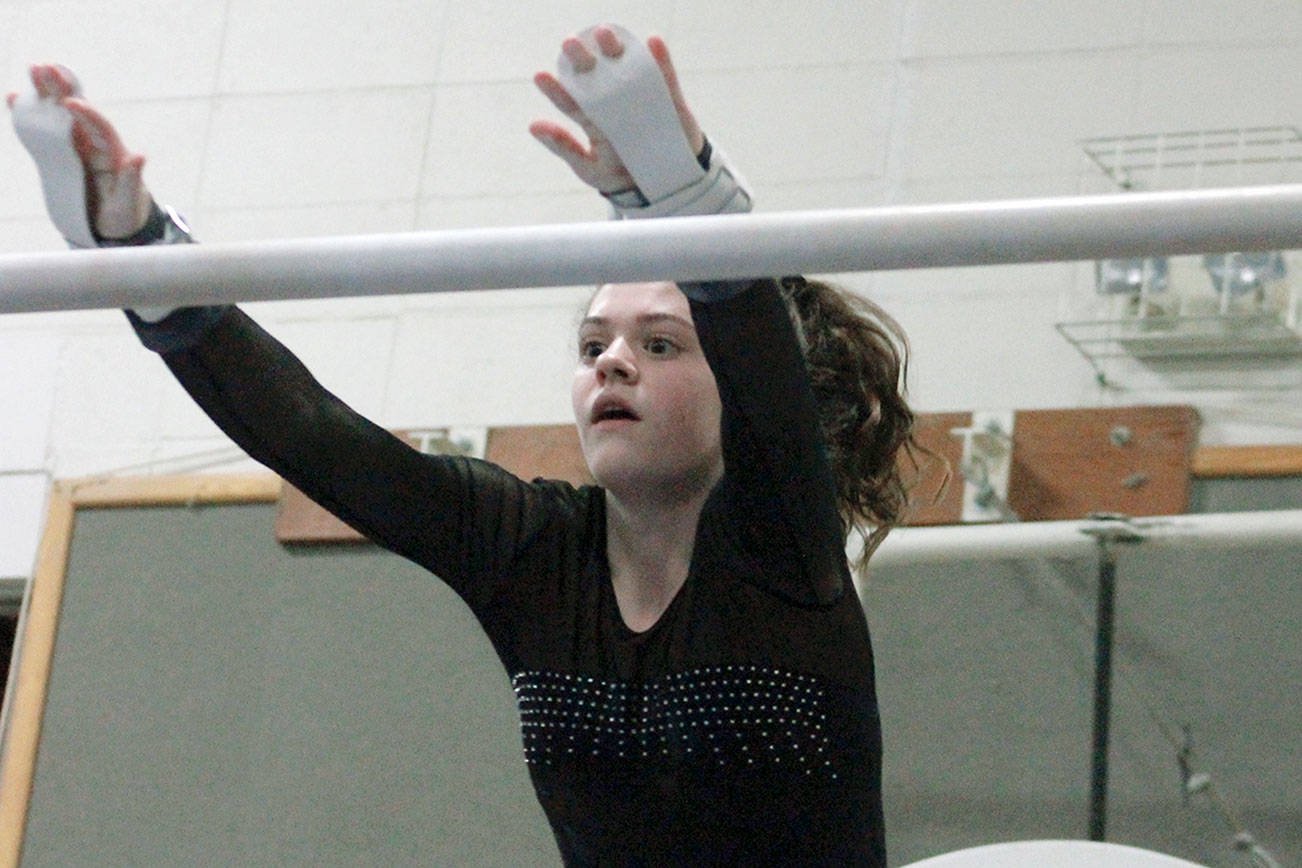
[{"xmin": 129, "ymin": 278, "xmax": 885, "ymax": 866}]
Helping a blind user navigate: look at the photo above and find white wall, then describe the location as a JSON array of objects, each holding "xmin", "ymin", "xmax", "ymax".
[{"xmin": 2, "ymin": 1, "xmax": 1301, "ymax": 574}]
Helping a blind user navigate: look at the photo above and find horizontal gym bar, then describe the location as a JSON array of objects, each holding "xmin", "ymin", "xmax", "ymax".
[
  {"xmin": 2, "ymin": 184, "xmax": 1302, "ymax": 314},
  {"xmin": 871, "ymin": 508, "xmax": 1302, "ymax": 567}
]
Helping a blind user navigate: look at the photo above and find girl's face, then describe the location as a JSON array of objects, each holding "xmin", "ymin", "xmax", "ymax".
[{"xmin": 572, "ymin": 282, "xmax": 723, "ymax": 501}]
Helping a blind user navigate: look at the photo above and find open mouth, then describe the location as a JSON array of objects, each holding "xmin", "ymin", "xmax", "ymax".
[{"xmin": 591, "ymin": 398, "xmax": 639, "ymax": 424}]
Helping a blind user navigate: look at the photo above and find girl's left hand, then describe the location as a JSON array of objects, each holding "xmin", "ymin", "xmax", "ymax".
[{"xmin": 7, "ymin": 64, "xmax": 154, "ymax": 240}]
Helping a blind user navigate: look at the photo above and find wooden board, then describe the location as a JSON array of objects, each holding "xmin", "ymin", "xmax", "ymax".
[
  {"xmin": 1006, "ymin": 405, "xmax": 1199, "ymax": 522},
  {"xmin": 273, "ymin": 405, "xmax": 1211, "ymax": 542},
  {"xmin": 901, "ymin": 412, "xmax": 968, "ymax": 526},
  {"xmin": 1191, "ymin": 444, "xmax": 1302, "ymax": 478},
  {"xmin": 485, "ymin": 424, "xmax": 595, "ymax": 487},
  {"xmin": 905, "ymin": 405, "xmax": 1200, "ymax": 525}
]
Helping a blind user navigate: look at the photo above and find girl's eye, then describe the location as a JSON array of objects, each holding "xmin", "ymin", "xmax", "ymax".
[
  {"xmin": 579, "ymin": 339, "xmax": 605, "ymax": 360},
  {"xmin": 646, "ymin": 337, "xmax": 677, "ymax": 356}
]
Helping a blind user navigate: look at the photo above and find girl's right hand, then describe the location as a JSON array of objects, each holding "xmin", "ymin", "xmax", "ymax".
[
  {"xmin": 6, "ymin": 64, "xmax": 154, "ymax": 240},
  {"xmin": 529, "ymin": 26, "xmax": 704, "ymax": 197}
]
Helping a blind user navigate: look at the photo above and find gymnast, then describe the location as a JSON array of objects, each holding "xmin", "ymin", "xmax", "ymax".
[{"xmin": 10, "ymin": 24, "xmax": 920, "ymax": 865}]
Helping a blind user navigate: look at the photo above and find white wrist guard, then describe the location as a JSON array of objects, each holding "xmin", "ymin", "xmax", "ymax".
[
  {"xmin": 558, "ymin": 24, "xmax": 752, "ymax": 220},
  {"xmin": 10, "ymin": 70, "xmax": 98, "ymax": 248},
  {"xmin": 607, "ymin": 139, "xmax": 751, "ymax": 220}
]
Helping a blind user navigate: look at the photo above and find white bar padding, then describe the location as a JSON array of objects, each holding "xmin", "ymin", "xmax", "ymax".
[
  {"xmin": 872, "ymin": 509, "xmax": 1302, "ymax": 567},
  {"xmin": 10, "ymin": 73, "xmax": 97, "ymax": 249},
  {"xmin": 558, "ymin": 24, "xmax": 705, "ymax": 203},
  {"xmin": 3, "ymin": 184, "xmax": 1302, "ymax": 313}
]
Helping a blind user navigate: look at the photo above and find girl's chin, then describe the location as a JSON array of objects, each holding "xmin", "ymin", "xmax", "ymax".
[
  {"xmin": 584, "ymin": 455, "xmax": 651, "ymax": 491},
  {"xmin": 586, "ymin": 453, "xmax": 723, "ymax": 501}
]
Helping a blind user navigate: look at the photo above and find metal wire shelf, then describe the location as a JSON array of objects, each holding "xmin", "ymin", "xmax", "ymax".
[
  {"xmin": 1079, "ymin": 127, "xmax": 1302, "ymax": 191},
  {"xmin": 1060, "ymin": 126, "xmax": 1302, "ymax": 383},
  {"xmin": 1056, "ymin": 312, "xmax": 1302, "ymax": 363}
]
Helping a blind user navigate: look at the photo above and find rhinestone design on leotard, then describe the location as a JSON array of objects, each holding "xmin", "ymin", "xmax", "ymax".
[{"xmin": 511, "ymin": 665, "xmax": 836, "ymax": 777}]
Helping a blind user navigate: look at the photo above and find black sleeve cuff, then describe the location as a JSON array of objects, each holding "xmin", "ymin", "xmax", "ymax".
[
  {"xmin": 600, "ymin": 135, "xmax": 715, "ymax": 209},
  {"xmin": 695, "ymin": 135, "xmax": 713, "ymax": 171},
  {"xmin": 125, "ymin": 305, "xmax": 233, "ymax": 354},
  {"xmin": 678, "ymin": 276, "xmax": 765, "ymax": 303},
  {"xmin": 96, "ymin": 201, "xmax": 168, "ymax": 247}
]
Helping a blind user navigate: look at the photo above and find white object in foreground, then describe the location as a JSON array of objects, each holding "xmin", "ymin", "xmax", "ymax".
[{"xmin": 900, "ymin": 839, "xmax": 1206, "ymax": 867}]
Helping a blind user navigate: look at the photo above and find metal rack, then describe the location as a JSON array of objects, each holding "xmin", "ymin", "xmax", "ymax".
[{"xmin": 1060, "ymin": 127, "xmax": 1302, "ymax": 381}]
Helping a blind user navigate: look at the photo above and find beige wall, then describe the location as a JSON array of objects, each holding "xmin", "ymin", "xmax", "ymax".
[{"xmin": 2, "ymin": 2, "xmax": 1301, "ymax": 572}]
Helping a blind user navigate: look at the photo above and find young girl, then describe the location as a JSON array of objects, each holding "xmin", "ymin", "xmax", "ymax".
[{"xmin": 12, "ymin": 26, "xmax": 917, "ymax": 866}]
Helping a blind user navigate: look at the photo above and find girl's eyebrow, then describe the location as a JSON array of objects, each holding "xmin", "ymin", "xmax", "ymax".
[{"xmin": 580, "ymin": 312, "xmax": 695, "ymax": 329}]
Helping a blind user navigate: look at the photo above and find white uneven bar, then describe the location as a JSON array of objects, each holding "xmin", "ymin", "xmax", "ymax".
[
  {"xmin": 3, "ymin": 184, "xmax": 1302, "ymax": 313},
  {"xmin": 871, "ymin": 509, "xmax": 1302, "ymax": 567}
]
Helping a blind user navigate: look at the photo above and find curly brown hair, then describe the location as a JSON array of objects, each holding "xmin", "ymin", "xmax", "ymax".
[{"xmin": 778, "ymin": 276, "xmax": 925, "ymax": 566}]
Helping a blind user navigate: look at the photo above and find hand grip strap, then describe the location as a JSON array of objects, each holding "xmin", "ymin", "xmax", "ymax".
[{"xmin": 11, "ymin": 71, "xmax": 97, "ymax": 248}]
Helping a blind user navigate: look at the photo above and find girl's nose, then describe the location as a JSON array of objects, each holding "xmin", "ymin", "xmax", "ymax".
[{"xmin": 595, "ymin": 338, "xmax": 637, "ymax": 383}]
